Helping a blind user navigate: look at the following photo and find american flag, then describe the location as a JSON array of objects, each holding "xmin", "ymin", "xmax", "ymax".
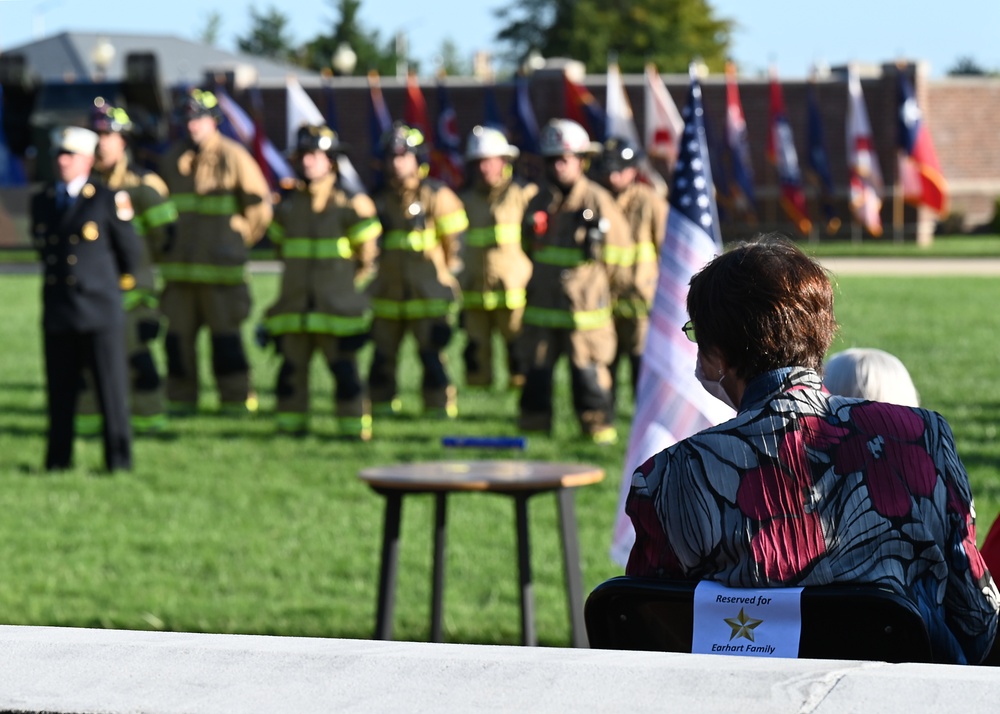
[{"xmin": 610, "ymin": 66, "xmax": 734, "ymax": 566}]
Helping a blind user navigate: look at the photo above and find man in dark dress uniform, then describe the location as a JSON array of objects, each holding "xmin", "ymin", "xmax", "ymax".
[{"xmin": 31, "ymin": 126, "xmax": 143, "ymax": 472}]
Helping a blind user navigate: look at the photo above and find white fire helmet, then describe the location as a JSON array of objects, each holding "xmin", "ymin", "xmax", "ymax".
[
  {"xmin": 539, "ymin": 118, "xmax": 599, "ymax": 157},
  {"xmin": 465, "ymin": 125, "xmax": 519, "ymax": 161}
]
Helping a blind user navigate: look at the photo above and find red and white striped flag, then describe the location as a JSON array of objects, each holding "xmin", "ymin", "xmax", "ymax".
[
  {"xmin": 610, "ymin": 66, "xmax": 734, "ymax": 566},
  {"xmin": 605, "ymin": 61, "xmax": 667, "ymax": 194},
  {"xmin": 643, "ymin": 63, "xmax": 684, "ymax": 169},
  {"xmin": 847, "ymin": 69, "xmax": 884, "ymax": 236}
]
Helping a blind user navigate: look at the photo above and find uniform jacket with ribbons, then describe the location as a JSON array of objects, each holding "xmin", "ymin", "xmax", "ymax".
[{"xmin": 32, "ymin": 178, "xmax": 143, "ymax": 333}]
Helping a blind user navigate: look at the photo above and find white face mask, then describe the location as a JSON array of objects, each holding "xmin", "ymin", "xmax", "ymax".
[{"xmin": 695, "ymin": 358, "xmax": 736, "ymax": 410}]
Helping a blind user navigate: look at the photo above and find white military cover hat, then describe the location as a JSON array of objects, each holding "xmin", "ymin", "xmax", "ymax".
[{"xmin": 51, "ymin": 126, "xmax": 99, "ymax": 156}]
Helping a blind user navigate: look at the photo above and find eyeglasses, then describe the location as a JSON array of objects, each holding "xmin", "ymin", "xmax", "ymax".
[{"xmin": 682, "ymin": 320, "xmax": 696, "ymax": 343}]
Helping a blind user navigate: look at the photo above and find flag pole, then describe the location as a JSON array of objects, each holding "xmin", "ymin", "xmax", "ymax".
[{"xmin": 892, "ymin": 168, "xmax": 904, "ymax": 243}]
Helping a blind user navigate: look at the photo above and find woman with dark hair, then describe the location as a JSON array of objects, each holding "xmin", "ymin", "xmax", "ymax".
[{"xmin": 625, "ymin": 235, "xmax": 999, "ymax": 664}]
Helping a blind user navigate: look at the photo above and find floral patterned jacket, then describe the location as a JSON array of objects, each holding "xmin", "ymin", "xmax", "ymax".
[{"xmin": 626, "ymin": 367, "xmax": 999, "ymax": 664}]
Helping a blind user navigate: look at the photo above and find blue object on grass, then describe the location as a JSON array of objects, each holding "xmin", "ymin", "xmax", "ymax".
[{"xmin": 441, "ymin": 436, "xmax": 527, "ymax": 450}]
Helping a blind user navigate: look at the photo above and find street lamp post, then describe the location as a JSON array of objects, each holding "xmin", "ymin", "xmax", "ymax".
[
  {"xmin": 91, "ymin": 37, "xmax": 115, "ymax": 81},
  {"xmin": 332, "ymin": 42, "xmax": 357, "ymax": 76}
]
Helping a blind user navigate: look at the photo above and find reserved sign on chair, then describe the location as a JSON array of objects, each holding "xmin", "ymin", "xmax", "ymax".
[{"xmin": 692, "ymin": 581, "xmax": 804, "ymax": 658}]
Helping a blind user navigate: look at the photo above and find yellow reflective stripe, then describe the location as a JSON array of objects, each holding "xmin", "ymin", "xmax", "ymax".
[
  {"xmin": 268, "ymin": 222, "xmax": 287, "ymax": 245},
  {"xmin": 534, "ymin": 246, "xmax": 586, "ymax": 267},
  {"xmin": 463, "ymin": 289, "xmax": 527, "ymax": 311},
  {"xmin": 304, "ymin": 311, "xmax": 372, "ymax": 335},
  {"xmin": 383, "ymin": 229, "xmax": 438, "ymax": 251},
  {"xmin": 171, "ymin": 193, "xmax": 239, "ymax": 216},
  {"xmin": 281, "ymin": 237, "xmax": 352, "ymax": 259},
  {"xmin": 613, "ymin": 298, "xmax": 651, "ymax": 319},
  {"xmin": 265, "ymin": 311, "xmax": 372, "ymax": 336},
  {"xmin": 466, "ymin": 224, "xmax": 521, "ymax": 247},
  {"xmin": 143, "ymin": 201, "xmax": 178, "ymax": 229},
  {"xmin": 523, "ymin": 305, "xmax": 612, "ymax": 331},
  {"xmin": 337, "ymin": 414, "xmax": 372, "ymax": 435},
  {"xmin": 263, "ymin": 313, "xmax": 304, "ymax": 334},
  {"xmin": 349, "ymin": 217, "xmax": 382, "ymax": 245},
  {"xmin": 131, "ymin": 215, "xmax": 149, "ymax": 237},
  {"xmin": 122, "ymin": 289, "xmax": 158, "ymax": 311},
  {"xmin": 276, "ymin": 412, "xmax": 309, "ymax": 432},
  {"xmin": 159, "ymin": 263, "xmax": 246, "ymax": 284},
  {"xmin": 603, "ymin": 244, "xmax": 637, "ymax": 266},
  {"xmin": 436, "ymin": 209, "xmax": 469, "ymax": 236},
  {"xmin": 372, "ymin": 298, "xmax": 454, "ymax": 320},
  {"xmin": 636, "ymin": 241, "xmax": 658, "ymax": 263},
  {"xmin": 171, "ymin": 193, "xmax": 197, "ymax": 212}
]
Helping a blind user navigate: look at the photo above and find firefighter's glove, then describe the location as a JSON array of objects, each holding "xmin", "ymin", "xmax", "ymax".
[{"xmin": 579, "ymin": 208, "xmax": 609, "ymax": 262}]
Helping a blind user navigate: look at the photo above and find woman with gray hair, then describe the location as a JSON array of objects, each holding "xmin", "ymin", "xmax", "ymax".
[{"xmin": 823, "ymin": 347, "xmax": 920, "ymax": 407}]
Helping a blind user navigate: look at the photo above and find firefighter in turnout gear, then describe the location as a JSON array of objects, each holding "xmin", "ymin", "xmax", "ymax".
[
  {"xmin": 158, "ymin": 89, "xmax": 272, "ymax": 415},
  {"xmin": 368, "ymin": 121, "xmax": 468, "ymax": 417},
  {"xmin": 262, "ymin": 125, "xmax": 381, "ymax": 439},
  {"xmin": 76, "ymin": 99, "xmax": 178, "ymax": 437},
  {"xmin": 594, "ymin": 135, "xmax": 667, "ymax": 406},
  {"xmin": 458, "ymin": 126, "xmax": 536, "ymax": 389},
  {"xmin": 518, "ymin": 119, "xmax": 630, "ymax": 444}
]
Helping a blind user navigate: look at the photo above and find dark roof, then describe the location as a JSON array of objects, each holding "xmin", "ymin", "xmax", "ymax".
[{"xmin": 3, "ymin": 31, "xmax": 320, "ymax": 87}]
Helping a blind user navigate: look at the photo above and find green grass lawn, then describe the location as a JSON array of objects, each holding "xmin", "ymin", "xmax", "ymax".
[{"xmin": 0, "ymin": 271, "xmax": 998, "ymax": 646}]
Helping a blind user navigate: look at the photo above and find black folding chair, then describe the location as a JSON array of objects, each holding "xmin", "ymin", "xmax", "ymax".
[{"xmin": 585, "ymin": 576, "xmax": 934, "ymax": 663}]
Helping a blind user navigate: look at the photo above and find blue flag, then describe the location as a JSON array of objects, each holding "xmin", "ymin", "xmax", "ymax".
[
  {"xmin": 0, "ymin": 85, "xmax": 27, "ymax": 187},
  {"xmin": 806, "ymin": 83, "xmax": 841, "ymax": 233},
  {"xmin": 482, "ymin": 83, "xmax": 504, "ymax": 131},
  {"xmin": 367, "ymin": 71, "xmax": 394, "ymax": 192}
]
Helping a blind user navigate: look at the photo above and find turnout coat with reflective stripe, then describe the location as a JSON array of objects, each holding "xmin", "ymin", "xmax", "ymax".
[
  {"xmin": 158, "ymin": 131, "xmax": 272, "ymax": 285},
  {"xmin": 458, "ymin": 176, "xmax": 536, "ymax": 311},
  {"xmin": 521, "ymin": 176, "xmax": 630, "ymax": 331},
  {"xmin": 369, "ymin": 176, "xmax": 468, "ymax": 321},
  {"xmin": 264, "ymin": 174, "xmax": 381, "ymax": 336},
  {"xmin": 606, "ymin": 181, "xmax": 667, "ymax": 318},
  {"xmin": 96, "ymin": 157, "xmax": 177, "ymax": 305}
]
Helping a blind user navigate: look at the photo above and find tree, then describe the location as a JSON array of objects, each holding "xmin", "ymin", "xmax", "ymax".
[
  {"xmin": 236, "ymin": 5, "xmax": 298, "ymax": 63},
  {"xmin": 303, "ymin": 0, "xmax": 413, "ymax": 76},
  {"xmin": 198, "ymin": 11, "xmax": 222, "ymax": 47},
  {"xmin": 435, "ymin": 39, "xmax": 470, "ymax": 77},
  {"xmin": 494, "ymin": 0, "xmax": 733, "ymax": 74},
  {"xmin": 948, "ymin": 56, "xmax": 990, "ymax": 76}
]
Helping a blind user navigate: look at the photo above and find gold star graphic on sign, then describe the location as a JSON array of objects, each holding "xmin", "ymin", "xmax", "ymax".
[{"xmin": 724, "ymin": 608, "xmax": 764, "ymax": 642}]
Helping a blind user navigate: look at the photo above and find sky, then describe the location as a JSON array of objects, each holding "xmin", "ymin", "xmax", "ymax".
[{"xmin": 1, "ymin": 0, "xmax": 998, "ymax": 78}]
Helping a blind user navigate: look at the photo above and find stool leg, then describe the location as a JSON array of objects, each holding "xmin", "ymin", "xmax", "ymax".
[
  {"xmin": 514, "ymin": 493, "xmax": 536, "ymax": 646},
  {"xmin": 375, "ymin": 492, "xmax": 403, "ymax": 640},
  {"xmin": 556, "ymin": 488, "xmax": 588, "ymax": 648},
  {"xmin": 430, "ymin": 492, "xmax": 448, "ymax": 642}
]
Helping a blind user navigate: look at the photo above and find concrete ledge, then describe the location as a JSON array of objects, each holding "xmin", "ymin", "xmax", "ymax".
[{"xmin": 0, "ymin": 626, "xmax": 998, "ymax": 713}]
